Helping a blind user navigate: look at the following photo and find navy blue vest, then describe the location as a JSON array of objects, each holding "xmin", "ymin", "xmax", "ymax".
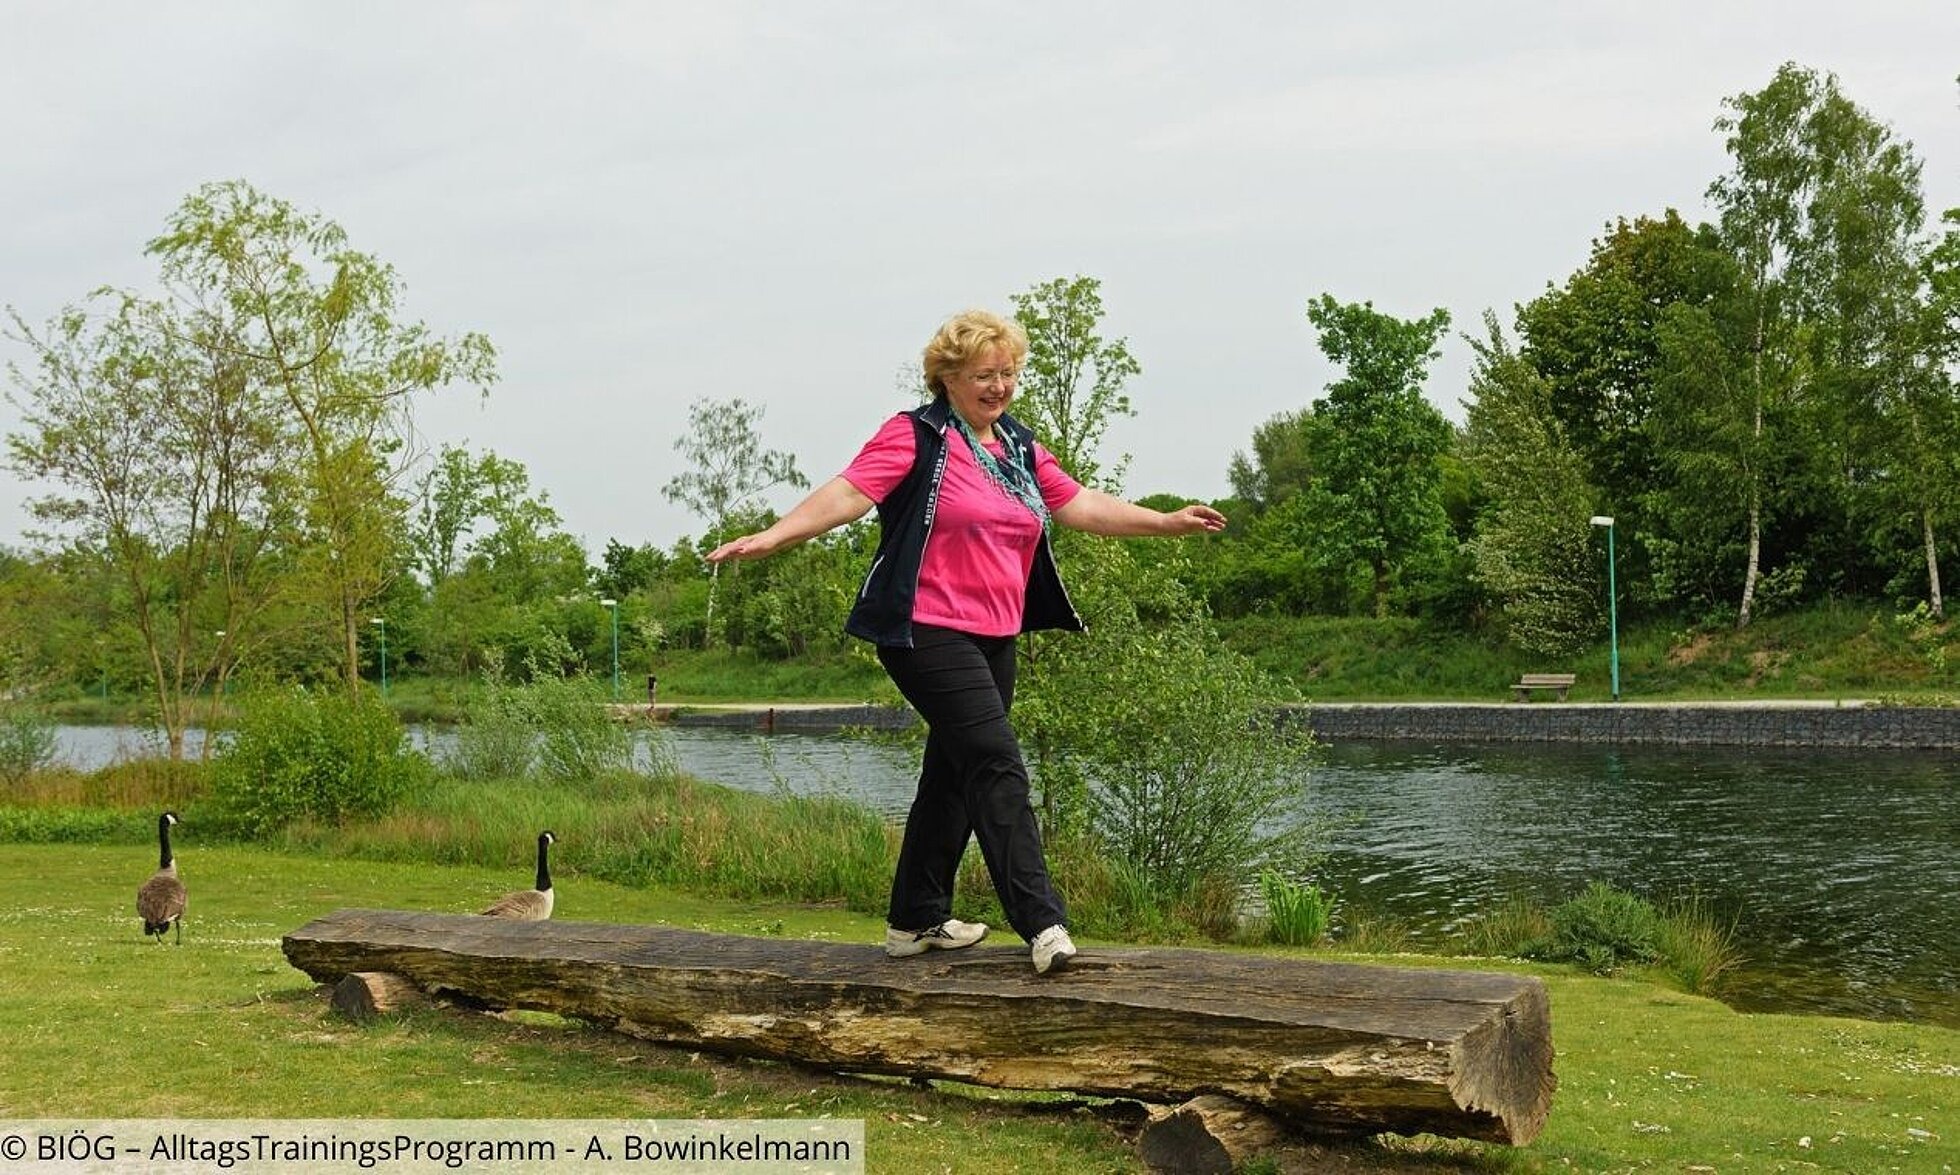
[{"xmin": 843, "ymin": 398, "xmax": 1084, "ymax": 647}]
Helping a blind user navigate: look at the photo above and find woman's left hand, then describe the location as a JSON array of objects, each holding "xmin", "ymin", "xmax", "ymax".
[
  {"xmin": 1164, "ymin": 504, "xmax": 1228, "ymax": 534},
  {"xmin": 1053, "ymin": 490, "xmax": 1226, "ymax": 538}
]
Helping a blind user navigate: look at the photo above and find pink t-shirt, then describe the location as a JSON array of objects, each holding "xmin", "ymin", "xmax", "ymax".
[{"xmin": 841, "ymin": 412, "xmax": 1083, "ymax": 637}]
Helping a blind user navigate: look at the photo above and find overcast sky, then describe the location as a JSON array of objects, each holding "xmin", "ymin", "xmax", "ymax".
[{"xmin": 5, "ymin": 2, "xmax": 1957, "ymax": 556}]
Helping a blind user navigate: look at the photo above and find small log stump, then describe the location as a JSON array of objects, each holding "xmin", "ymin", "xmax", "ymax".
[
  {"xmin": 1139, "ymin": 1095, "xmax": 1292, "ymax": 1173},
  {"xmin": 331, "ymin": 970, "xmax": 429, "ymax": 1022},
  {"xmin": 283, "ymin": 910, "xmax": 1555, "ymax": 1144}
]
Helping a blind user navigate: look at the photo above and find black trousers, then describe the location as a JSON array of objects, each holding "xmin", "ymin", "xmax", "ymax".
[{"xmin": 878, "ymin": 624, "xmax": 1067, "ymax": 942}]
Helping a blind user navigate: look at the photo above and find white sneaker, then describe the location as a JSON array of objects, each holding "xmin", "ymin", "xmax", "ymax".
[
  {"xmin": 1031, "ymin": 924, "xmax": 1076, "ymax": 975},
  {"xmin": 885, "ymin": 918, "xmax": 989, "ymax": 958}
]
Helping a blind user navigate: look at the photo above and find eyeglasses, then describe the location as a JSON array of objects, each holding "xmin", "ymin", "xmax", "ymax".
[{"xmin": 964, "ymin": 368, "xmax": 1021, "ymax": 387}]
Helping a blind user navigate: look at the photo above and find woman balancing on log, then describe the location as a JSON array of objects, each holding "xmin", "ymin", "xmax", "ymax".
[{"xmin": 708, "ymin": 309, "xmax": 1225, "ymax": 975}]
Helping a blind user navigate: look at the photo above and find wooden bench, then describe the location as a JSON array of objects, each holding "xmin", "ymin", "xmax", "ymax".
[{"xmin": 1512, "ymin": 673, "xmax": 1576, "ymax": 702}]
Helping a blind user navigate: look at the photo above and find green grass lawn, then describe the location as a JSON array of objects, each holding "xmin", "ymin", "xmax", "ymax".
[{"xmin": 2, "ymin": 844, "xmax": 1952, "ymax": 1173}]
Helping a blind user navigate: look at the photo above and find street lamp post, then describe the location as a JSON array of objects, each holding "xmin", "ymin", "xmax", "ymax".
[
  {"xmin": 1589, "ymin": 516, "xmax": 1620, "ymax": 702},
  {"xmin": 600, "ymin": 598, "xmax": 619, "ymax": 700},
  {"xmin": 371, "ymin": 617, "xmax": 388, "ymax": 697}
]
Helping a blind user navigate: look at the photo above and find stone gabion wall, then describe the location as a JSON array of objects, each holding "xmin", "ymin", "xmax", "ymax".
[
  {"xmin": 1297, "ymin": 703, "xmax": 1960, "ymax": 749},
  {"xmin": 661, "ymin": 700, "xmax": 1960, "ymax": 748},
  {"xmin": 668, "ymin": 704, "xmax": 917, "ymax": 733}
]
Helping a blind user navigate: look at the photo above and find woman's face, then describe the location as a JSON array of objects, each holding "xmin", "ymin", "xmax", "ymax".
[{"xmin": 944, "ymin": 343, "xmax": 1020, "ymax": 436}]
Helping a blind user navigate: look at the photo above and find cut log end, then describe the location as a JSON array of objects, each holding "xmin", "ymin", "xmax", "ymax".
[
  {"xmin": 1450, "ymin": 974, "xmax": 1556, "ymax": 1144},
  {"xmin": 331, "ymin": 970, "xmax": 429, "ymax": 1022},
  {"xmin": 1139, "ymin": 1095, "xmax": 1292, "ymax": 1174}
]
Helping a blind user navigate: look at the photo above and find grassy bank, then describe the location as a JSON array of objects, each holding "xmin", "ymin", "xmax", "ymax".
[
  {"xmin": 33, "ymin": 601, "xmax": 1954, "ymax": 724},
  {"xmin": 517, "ymin": 601, "xmax": 1959, "ymax": 705},
  {"xmin": 1217, "ymin": 601, "xmax": 1959, "ymax": 703},
  {"xmin": 2, "ymin": 842, "xmax": 1952, "ymax": 1173}
]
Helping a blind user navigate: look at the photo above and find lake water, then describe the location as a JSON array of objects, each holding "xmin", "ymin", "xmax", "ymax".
[{"xmin": 51, "ymin": 724, "xmax": 1958, "ymax": 1027}]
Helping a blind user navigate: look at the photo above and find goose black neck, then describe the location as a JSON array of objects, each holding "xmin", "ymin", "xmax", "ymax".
[
  {"xmin": 157, "ymin": 815, "xmax": 175, "ymax": 870},
  {"xmin": 535, "ymin": 835, "xmax": 552, "ymax": 892}
]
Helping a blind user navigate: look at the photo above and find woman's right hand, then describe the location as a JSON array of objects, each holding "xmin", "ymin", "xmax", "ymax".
[
  {"xmin": 702, "ymin": 478, "xmax": 876, "ymax": 564},
  {"xmin": 706, "ymin": 531, "xmax": 780, "ymax": 563}
]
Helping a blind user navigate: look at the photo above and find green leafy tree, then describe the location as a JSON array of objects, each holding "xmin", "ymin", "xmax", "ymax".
[
  {"xmin": 1647, "ymin": 278, "xmax": 1776, "ymax": 616},
  {"xmin": 146, "ymin": 180, "xmax": 497, "ymax": 687},
  {"xmin": 471, "ymin": 457, "xmax": 590, "ymax": 604},
  {"xmin": 1515, "ymin": 212, "xmax": 1735, "ymax": 603},
  {"xmin": 7, "ymin": 293, "xmax": 288, "ymax": 757},
  {"xmin": 409, "ymin": 445, "xmax": 486, "ymax": 589},
  {"xmin": 1201, "ymin": 494, "xmax": 1321, "ymax": 617},
  {"xmin": 596, "ymin": 539, "xmax": 669, "ymax": 601},
  {"xmin": 410, "ymin": 448, "xmax": 591, "ymax": 678},
  {"xmin": 1706, "ymin": 65, "xmax": 1814, "ymax": 626},
  {"xmin": 1009, "ymin": 276, "xmax": 1139, "ymax": 489},
  {"xmin": 662, "ymin": 398, "xmax": 807, "ymax": 647},
  {"xmin": 1462, "ymin": 312, "xmax": 1602, "ymax": 656},
  {"xmin": 715, "ymin": 510, "xmax": 871, "ymax": 659},
  {"xmin": 1226, "ymin": 408, "xmax": 1316, "ymax": 513},
  {"xmin": 1778, "ymin": 68, "xmax": 1931, "ymax": 604},
  {"xmin": 1299, "ymin": 295, "xmax": 1455, "ymax": 617}
]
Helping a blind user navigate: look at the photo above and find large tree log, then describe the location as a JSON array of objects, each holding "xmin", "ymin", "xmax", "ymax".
[{"xmin": 282, "ymin": 910, "xmax": 1554, "ymax": 1144}]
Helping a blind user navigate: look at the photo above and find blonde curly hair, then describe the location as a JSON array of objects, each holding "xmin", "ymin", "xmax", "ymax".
[{"xmin": 921, "ymin": 309, "xmax": 1029, "ymax": 398}]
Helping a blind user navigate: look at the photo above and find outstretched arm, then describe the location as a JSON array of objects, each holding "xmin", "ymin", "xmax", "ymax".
[
  {"xmin": 705, "ymin": 477, "xmax": 875, "ymax": 562},
  {"xmin": 1051, "ymin": 489, "xmax": 1226, "ymax": 538}
]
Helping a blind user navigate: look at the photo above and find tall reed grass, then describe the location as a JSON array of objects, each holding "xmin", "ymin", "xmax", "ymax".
[
  {"xmin": 1258, "ymin": 869, "xmax": 1333, "ymax": 946},
  {"xmin": 3, "ymin": 758, "xmax": 209, "ymax": 811},
  {"xmin": 1455, "ymin": 884, "xmax": 1743, "ymax": 998},
  {"xmin": 1458, "ymin": 894, "xmax": 1551, "ymax": 958},
  {"xmin": 283, "ymin": 767, "xmax": 898, "ymax": 916},
  {"xmin": 1334, "ymin": 907, "xmax": 1417, "ymax": 954},
  {"xmin": 1654, "ymin": 892, "xmax": 1745, "ymax": 996}
]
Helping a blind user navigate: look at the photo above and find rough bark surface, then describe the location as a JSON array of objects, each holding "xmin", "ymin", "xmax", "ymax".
[{"xmin": 282, "ymin": 910, "xmax": 1554, "ymax": 1144}]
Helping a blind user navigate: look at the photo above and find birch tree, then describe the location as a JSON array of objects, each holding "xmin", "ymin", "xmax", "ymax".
[
  {"xmin": 1910, "ymin": 208, "xmax": 1960, "ymax": 618},
  {"xmin": 1707, "ymin": 63, "xmax": 1931, "ymax": 624}
]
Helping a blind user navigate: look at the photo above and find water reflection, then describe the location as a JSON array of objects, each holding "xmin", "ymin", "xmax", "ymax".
[
  {"xmin": 48, "ymin": 725, "xmax": 1957, "ymax": 1027},
  {"xmin": 1302, "ymin": 740, "xmax": 1958, "ymax": 1026},
  {"xmin": 53, "ymin": 723, "xmax": 918, "ymax": 807}
]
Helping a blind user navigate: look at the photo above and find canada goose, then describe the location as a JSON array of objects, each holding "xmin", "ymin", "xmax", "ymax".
[
  {"xmin": 479, "ymin": 831, "xmax": 555, "ymax": 920},
  {"xmin": 136, "ymin": 811, "xmax": 187, "ymax": 945}
]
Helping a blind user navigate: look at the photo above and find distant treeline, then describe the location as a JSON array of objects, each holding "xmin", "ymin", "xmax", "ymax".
[{"xmin": 3, "ymin": 64, "xmax": 1956, "ymax": 735}]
